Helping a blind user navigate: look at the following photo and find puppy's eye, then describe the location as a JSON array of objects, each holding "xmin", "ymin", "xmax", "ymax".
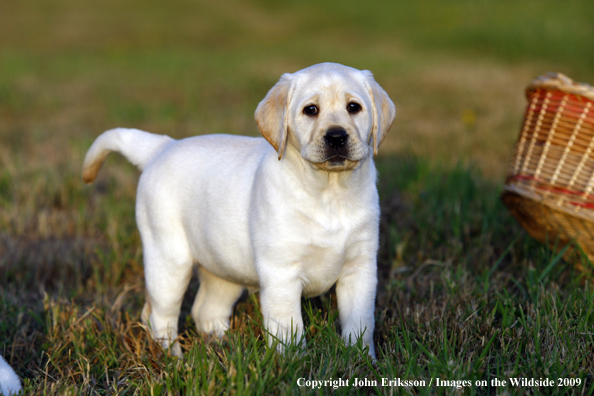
[
  {"xmin": 347, "ymin": 102, "xmax": 362, "ymax": 114},
  {"xmin": 303, "ymin": 105, "xmax": 318, "ymax": 116}
]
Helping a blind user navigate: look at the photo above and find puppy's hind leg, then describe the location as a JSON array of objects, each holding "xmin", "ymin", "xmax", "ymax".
[
  {"xmin": 191, "ymin": 267, "xmax": 244, "ymax": 337},
  {"xmin": 142, "ymin": 243, "xmax": 194, "ymax": 358}
]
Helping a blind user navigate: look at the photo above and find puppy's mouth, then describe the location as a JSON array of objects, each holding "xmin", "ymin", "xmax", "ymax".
[
  {"xmin": 327, "ymin": 155, "xmax": 347, "ymax": 166},
  {"xmin": 324, "ymin": 145, "xmax": 352, "ymax": 163},
  {"xmin": 305, "ymin": 139, "xmax": 369, "ymax": 171},
  {"xmin": 310, "ymin": 155, "xmax": 360, "ymax": 172}
]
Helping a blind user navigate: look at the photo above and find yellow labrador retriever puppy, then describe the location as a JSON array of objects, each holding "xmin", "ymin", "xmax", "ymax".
[{"xmin": 82, "ymin": 63, "xmax": 395, "ymax": 358}]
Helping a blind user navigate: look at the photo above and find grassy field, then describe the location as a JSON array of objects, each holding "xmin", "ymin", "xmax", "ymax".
[{"xmin": 1, "ymin": 0, "xmax": 594, "ymax": 394}]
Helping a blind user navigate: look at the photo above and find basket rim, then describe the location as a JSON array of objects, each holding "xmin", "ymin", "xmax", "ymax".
[
  {"xmin": 527, "ymin": 72, "xmax": 594, "ymax": 102},
  {"xmin": 503, "ymin": 183, "xmax": 594, "ymax": 223}
]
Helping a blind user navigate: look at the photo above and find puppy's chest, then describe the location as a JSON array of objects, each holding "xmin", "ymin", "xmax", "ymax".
[
  {"xmin": 299, "ymin": 242, "xmax": 345, "ymax": 297},
  {"xmin": 295, "ymin": 212, "xmax": 364, "ymax": 297}
]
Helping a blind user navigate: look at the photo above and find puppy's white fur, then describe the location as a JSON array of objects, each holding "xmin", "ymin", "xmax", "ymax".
[
  {"xmin": 82, "ymin": 63, "xmax": 396, "ymax": 358},
  {"xmin": 0, "ymin": 354, "xmax": 21, "ymax": 395}
]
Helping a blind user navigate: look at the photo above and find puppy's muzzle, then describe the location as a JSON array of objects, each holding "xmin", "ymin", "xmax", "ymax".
[
  {"xmin": 324, "ymin": 127, "xmax": 348, "ymax": 149},
  {"xmin": 323, "ymin": 127, "xmax": 354, "ymax": 166}
]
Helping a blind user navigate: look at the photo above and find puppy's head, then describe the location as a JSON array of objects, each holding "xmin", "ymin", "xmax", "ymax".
[{"xmin": 255, "ymin": 63, "xmax": 396, "ymax": 171}]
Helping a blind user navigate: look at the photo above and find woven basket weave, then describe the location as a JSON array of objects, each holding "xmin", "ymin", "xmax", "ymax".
[{"xmin": 502, "ymin": 73, "xmax": 594, "ymax": 270}]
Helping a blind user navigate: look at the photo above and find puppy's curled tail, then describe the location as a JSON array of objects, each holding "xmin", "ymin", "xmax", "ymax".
[{"xmin": 82, "ymin": 128, "xmax": 173, "ymax": 184}]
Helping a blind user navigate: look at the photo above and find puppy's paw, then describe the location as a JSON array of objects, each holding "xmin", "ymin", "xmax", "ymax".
[
  {"xmin": 265, "ymin": 323, "xmax": 305, "ymax": 353},
  {"xmin": 342, "ymin": 328, "xmax": 376, "ymax": 360},
  {"xmin": 167, "ymin": 341, "xmax": 183, "ymax": 358},
  {"xmin": 151, "ymin": 336, "xmax": 183, "ymax": 358},
  {"xmin": 196, "ymin": 317, "xmax": 230, "ymax": 338},
  {"xmin": 141, "ymin": 302, "xmax": 151, "ymax": 326}
]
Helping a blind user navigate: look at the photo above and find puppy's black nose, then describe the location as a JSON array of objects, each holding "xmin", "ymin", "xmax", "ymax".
[{"xmin": 324, "ymin": 128, "xmax": 348, "ymax": 149}]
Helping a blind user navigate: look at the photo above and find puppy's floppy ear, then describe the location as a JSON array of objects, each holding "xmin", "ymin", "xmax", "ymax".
[
  {"xmin": 254, "ymin": 74, "xmax": 294, "ymax": 160},
  {"xmin": 363, "ymin": 70, "xmax": 396, "ymax": 156}
]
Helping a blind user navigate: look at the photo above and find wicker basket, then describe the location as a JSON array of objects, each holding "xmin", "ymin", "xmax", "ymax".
[{"xmin": 502, "ymin": 73, "xmax": 594, "ymax": 271}]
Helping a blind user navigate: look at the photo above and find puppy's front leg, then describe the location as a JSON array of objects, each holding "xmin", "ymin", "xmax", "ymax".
[
  {"xmin": 259, "ymin": 269, "xmax": 304, "ymax": 351},
  {"xmin": 336, "ymin": 259, "xmax": 377, "ymax": 359}
]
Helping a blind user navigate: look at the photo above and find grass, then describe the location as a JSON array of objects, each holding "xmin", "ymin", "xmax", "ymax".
[
  {"xmin": 1, "ymin": 0, "xmax": 594, "ymax": 394},
  {"xmin": 3, "ymin": 156, "xmax": 594, "ymax": 395}
]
